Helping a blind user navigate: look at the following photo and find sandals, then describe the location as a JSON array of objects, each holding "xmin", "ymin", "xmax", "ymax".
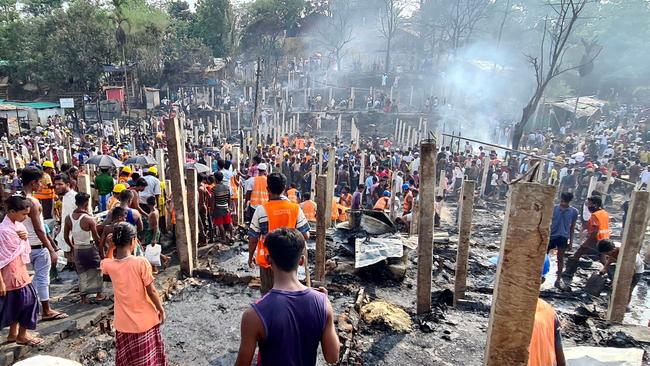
[
  {"xmin": 16, "ymin": 337, "xmax": 44, "ymax": 347},
  {"xmin": 41, "ymin": 312, "xmax": 69, "ymax": 321}
]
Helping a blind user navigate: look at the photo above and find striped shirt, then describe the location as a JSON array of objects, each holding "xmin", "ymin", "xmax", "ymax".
[{"xmin": 248, "ymin": 198, "xmax": 311, "ymax": 238}]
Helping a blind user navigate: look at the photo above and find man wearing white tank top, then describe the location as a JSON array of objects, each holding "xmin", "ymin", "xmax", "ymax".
[
  {"xmin": 21, "ymin": 168, "xmax": 68, "ymax": 321},
  {"xmin": 63, "ymin": 193, "xmax": 105, "ymax": 304}
]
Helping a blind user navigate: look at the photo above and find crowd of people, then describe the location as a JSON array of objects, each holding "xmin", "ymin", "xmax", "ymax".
[{"xmin": 0, "ymin": 93, "xmax": 646, "ymax": 365}]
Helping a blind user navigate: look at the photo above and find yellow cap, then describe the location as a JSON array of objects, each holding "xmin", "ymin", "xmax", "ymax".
[
  {"xmin": 42, "ymin": 161, "xmax": 54, "ymax": 169},
  {"xmin": 122, "ymin": 166, "xmax": 132, "ymax": 174},
  {"xmin": 113, "ymin": 183, "xmax": 127, "ymax": 193},
  {"xmin": 148, "ymin": 166, "xmax": 158, "ymax": 175}
]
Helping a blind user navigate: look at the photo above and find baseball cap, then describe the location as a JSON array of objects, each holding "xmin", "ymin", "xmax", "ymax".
[
  {"xmin": 42, "ymin": 161, "xmax": 54, "ymax": 169},
  {"xmin": 148, "ymin": 166, "xmax": 158, "ymax": 175}
]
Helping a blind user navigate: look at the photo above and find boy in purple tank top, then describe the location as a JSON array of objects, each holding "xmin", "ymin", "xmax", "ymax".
[{"xmin": 235, "ymin": 228, "xmax": 340, "ymax": 366}]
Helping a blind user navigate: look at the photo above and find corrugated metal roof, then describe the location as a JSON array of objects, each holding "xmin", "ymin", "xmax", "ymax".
[
  {"xmin": 0, "ymin": 100, "xmax": 60, "ymax": 109},
  {"xmin": 548, "ymin": 96, "xmax": 606, "ymax": 119}
]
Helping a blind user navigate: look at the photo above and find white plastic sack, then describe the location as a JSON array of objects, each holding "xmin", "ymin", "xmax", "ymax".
[
  {"xmin": 15, "ymin": 355, "xmax": 82, "ymax": 366},
  {"xmin": 55, "ymin": 250, "xmax": 67, "ymax": 272},
  {"xmin": 145, "ymin": 244, "xmax": 162, "ymax": 266}
]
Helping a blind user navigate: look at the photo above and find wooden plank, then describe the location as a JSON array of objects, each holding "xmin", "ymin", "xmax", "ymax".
[
  {"xmin": 164, "ymin": 179, "xmax": 172, "ymax": 229},
  {"xmin": 359, "ymin": 151, "xmax": 366, "ymax": 182},
  {"xmin": 77, "ymin": 173, "xmax": 92, "ymax": 213},
  {"xmin": 409, "ymin": 200, "xmax": 419, "ymax": 236},
  {"xmin": 454, "ymin": 180, "xmax": 476, "ymax": 305},
  {"xmin": 164, "ymin": 117, "xmax": 194, "ymax": 275},
  {"xmin": 232, "ymin": 146, "xmax": 243, "ymax": 224},
  {"xmin": 484, "ymin": 182, "xmax": 556, "ymax": 366},
  {"xmin": 480, "ymin": 157, "xmax": 490, "ymax": 197},
  {"xmin": 58, "ymin": 147, "xmax": 68, "ymax": 166},
  {"xmin": 416, "ymin": 140, "xmax": 436, "ymax": 314},
  {"xmin": 607, "ymin": 190, "xmax": 650, "ymax": 323},
  {"xmin": 3, "ymin": 143, "xmax": 16, "ymax": 171},
  {"xmin": 315, "ymin": 175, "xmax": 328, "ymax": 282},
  {"xmin": 325, "ymin": 147, "xmax": 336, "ymax": 227},
  {"xmin": 155, "ymin": 148, "xmax": 166, "ymax": 183},
  {"xmin": 185, "ymin": 168, "xmax": 199, "ymax": 265},
  {"xmin": 310, "ymin": 163, "xmax": 316, "ymax": 196}
]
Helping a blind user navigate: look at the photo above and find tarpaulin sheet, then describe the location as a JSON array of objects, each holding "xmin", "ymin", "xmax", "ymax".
[
  {"xmin": 355, "ymin": 237, "xmax": 403, "ymax": 268},
  {"xmin": 565, "ymin": 346, "xmax": 644, "ymax": 366}
]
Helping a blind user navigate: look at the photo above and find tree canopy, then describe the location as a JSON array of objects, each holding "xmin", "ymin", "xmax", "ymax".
[{"xmin": 0, "ymin": 0, "xmax": 647, "ymax": 101}]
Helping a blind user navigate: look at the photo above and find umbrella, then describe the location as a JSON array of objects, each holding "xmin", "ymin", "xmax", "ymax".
[
  {"xmin": 184, "ymin": 162, "xmax": 211, "ymax": 174},
  {"xmin": 124, "ymin": 155, "xmax": 157, "ymax": 166},
  {"xmin": 85, "ymin": 155, "xmax": 124, "ymax": 168}
]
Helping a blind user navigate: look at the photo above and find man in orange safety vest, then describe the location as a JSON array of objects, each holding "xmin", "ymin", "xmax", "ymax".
[{"xmin": 248, "ymin": 172, "xmax": 311, "ymax": 294}]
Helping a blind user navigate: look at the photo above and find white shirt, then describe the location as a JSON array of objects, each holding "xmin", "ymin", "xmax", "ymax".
[
  {"xmin": 140, "ymin": 175, "xmax": 161, "ymax": 203},
  {"xmin": 635, "ymin": 254, "xmax": 644, "ymax": 274},
  {"xmin": 410, "ymin": 157, "xmax": 420, "ymax": 172},
  {"xmin": 245, "ymin": 177, "xmax": 255, "ymax": 194},
  {"xmin": 220, "ymin": 168, "xmax": 235, "ymax": 192},
  {"xmin": 641, "ymin": 170, "xmax": 650, "ymax": 185},
  {"xmin": 56, "ymin": 189, "xmax": 77, "ymax": 252},
  {"xmin": 491, "ymin": 173, "xmax": 499, "ymax": 186},
  {"xmin": 393, "ymin": 175, "xmax": 403, "ymax": 192}
]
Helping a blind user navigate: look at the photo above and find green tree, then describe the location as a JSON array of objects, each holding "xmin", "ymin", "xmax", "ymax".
[
  {"xmin": 0, "ymin": 0, "xmax": 23, "ymax": 71},
  {"xmin": 240, "ymin": 0, "xmax": 305, "ymax": 54},
  {"xmin": 21, "ymin": 0, "xmax": 63, "ymax": 16},
  {"xmin": 114, "ymin": 0, "xmax": 170, "ymax": 86},
  {"xmin": 578, "ymin": 0, "xmax": 650, "ymax": 95},
  {"xmin": 162, "ymin": 35, "xmax": 214, "ymax": 85},
  {"xmin": 30, "ymin": 0, "xmax": 115, "ymax": 91},
  {"xmin": 168, "ymin": 0, "xmax": 193, "ymax": 21},
  {"xmin": 192, "ymin": 0, "xmax": 235, "ymax": 57},
  {"xmin": 240, "ymin": 0, "xmax": 305, "ymax": 79}
]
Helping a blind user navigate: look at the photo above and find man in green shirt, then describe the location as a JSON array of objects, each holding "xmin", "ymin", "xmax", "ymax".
[{"xmin": 95, "ymin": 168, "xmax": 114, "ymax": 212}]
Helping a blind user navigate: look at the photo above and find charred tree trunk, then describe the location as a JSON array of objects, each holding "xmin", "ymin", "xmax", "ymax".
[
  {"xmin": 385, "ymin": 37, "xmax": 391, "ymax": 75},
  {"xmin": 336, "ymin": 49, "xmax": 341, "ymax": 71},
  {"xmin": 512, "ymin": 93, "xmax": 543, "ymax": 150}
]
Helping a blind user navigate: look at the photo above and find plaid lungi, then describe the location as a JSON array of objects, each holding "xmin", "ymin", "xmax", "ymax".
[{"xmin": 116, "ymin": 324, "xmax": 167, "ymax": 366}]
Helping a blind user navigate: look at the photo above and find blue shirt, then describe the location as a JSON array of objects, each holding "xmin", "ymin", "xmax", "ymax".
[
  {"xmin": 365, "ymin": 176, "xmax": 374, "ymax": 194},
  {"xmin": 550, "ymin": 205, "xmax": 579, "ymax": 239}
]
